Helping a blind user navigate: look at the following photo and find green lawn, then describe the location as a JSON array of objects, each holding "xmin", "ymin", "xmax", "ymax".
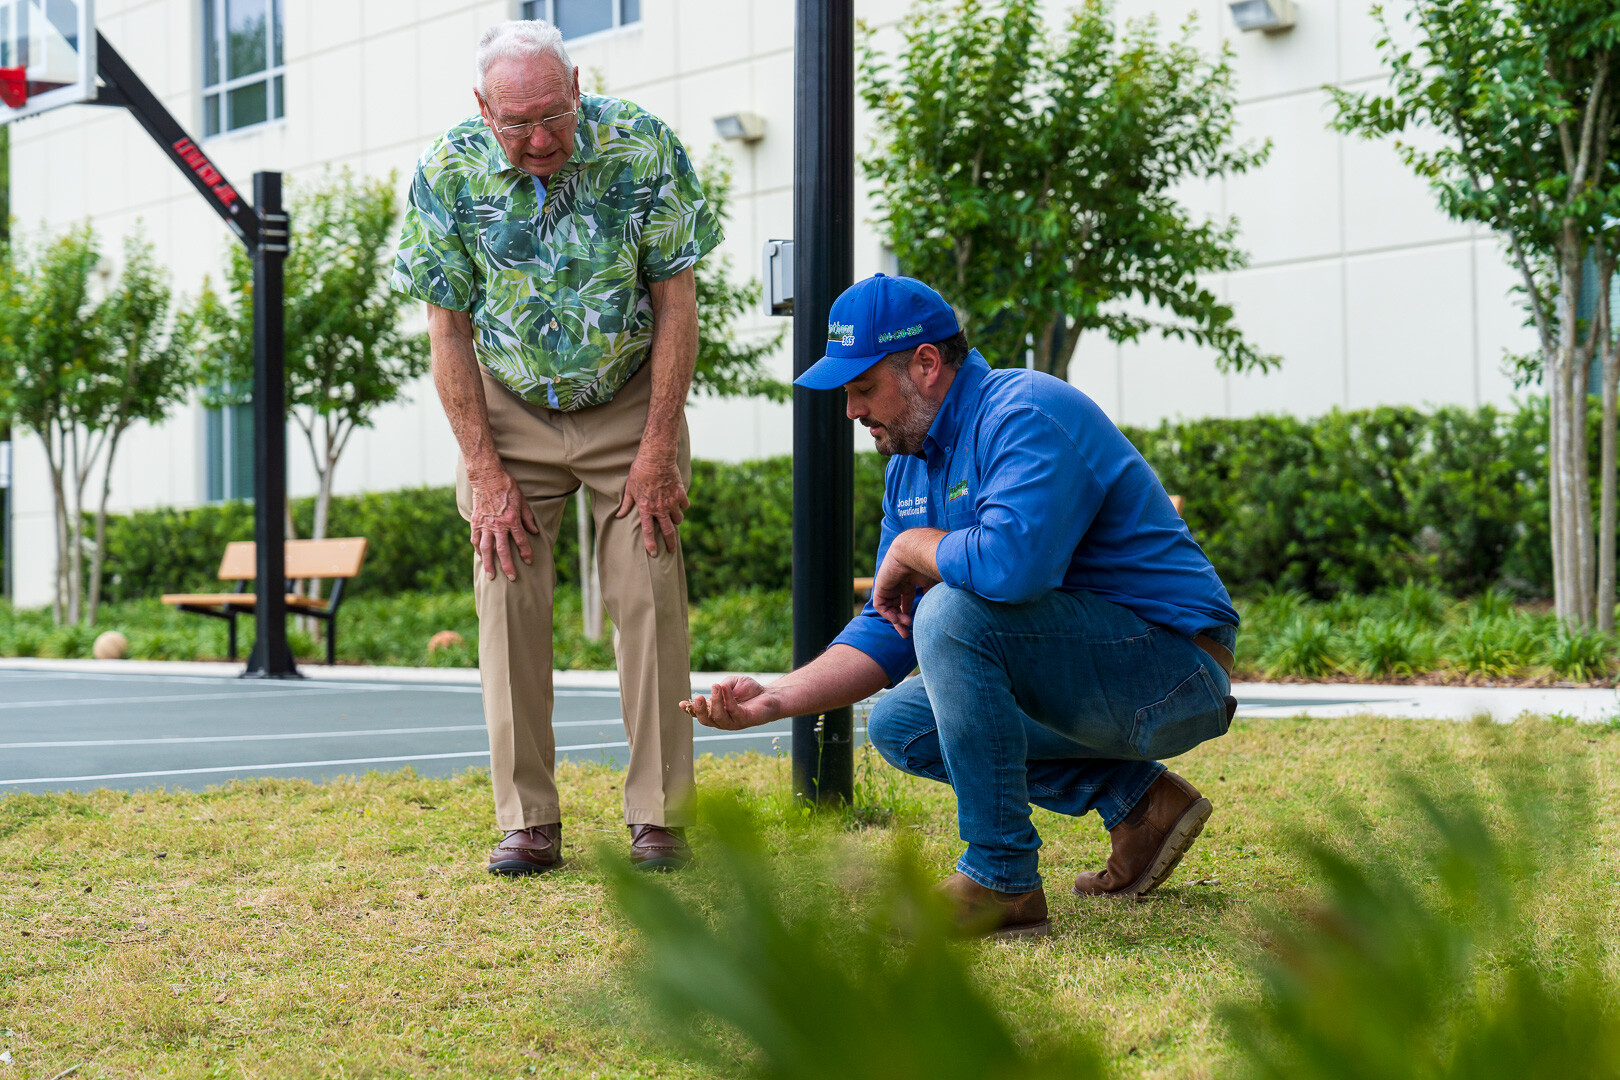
[{"xmin": 4, "ymin": 714, "xmax": 1618, "ymax": 1079}]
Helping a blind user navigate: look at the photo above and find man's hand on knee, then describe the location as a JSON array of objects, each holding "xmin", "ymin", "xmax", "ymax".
[
  {"xmin": 467, "ymin": 465, "xmax": 538, "ymax": 581},
  {"xmin": 681, "ymin": 676, "xmax": 781, "ymax": 730},
  {"xmin": 618, "ymin": 452, "xmax": 689, "ymax": 556}
]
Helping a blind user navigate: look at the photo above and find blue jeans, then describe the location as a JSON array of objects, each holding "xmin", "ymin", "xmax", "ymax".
[{"xmin": 867, "ymin": 586, "xmax": 1235, "ymax": 893}]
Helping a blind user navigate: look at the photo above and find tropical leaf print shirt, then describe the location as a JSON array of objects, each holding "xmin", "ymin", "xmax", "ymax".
[{"xmin": 392, "ymin": 95, "xmax": 723, "ymax": 411}]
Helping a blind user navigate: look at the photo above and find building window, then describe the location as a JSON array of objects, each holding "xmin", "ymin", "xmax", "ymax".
[
  {"xmin": 520, "ymin": 0, "xmax": 640, "ymax": 40},
  {"xmin": 202, "ymin": 0, "xmax": 284, "ymax": 136},
  {"xmin": 205, "ymin": 403, "xmax": 255, "ymax": 502}
]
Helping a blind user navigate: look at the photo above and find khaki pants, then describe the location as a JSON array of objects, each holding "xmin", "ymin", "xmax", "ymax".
[{"xmin": 457, "ymin": 362, "xmax": 694, "ymax": 831}]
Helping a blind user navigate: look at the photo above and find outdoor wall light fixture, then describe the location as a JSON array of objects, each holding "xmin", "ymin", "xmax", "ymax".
[
  {"xmin": 714, "ymin": 111, "xmax": 767, "ymax": 143},
  {"xmin": 1229, "ymin": 0, "xmax": 1296, "ymax": 32}
]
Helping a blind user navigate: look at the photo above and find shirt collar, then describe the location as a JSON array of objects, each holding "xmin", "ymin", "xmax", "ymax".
[
  {"xmin": 922, "ymin": 349, "xmax": 990, "ymax": 460},
  {"xmin": 478, "ymin": 97, "xmax": 601, "ymax": 179}
]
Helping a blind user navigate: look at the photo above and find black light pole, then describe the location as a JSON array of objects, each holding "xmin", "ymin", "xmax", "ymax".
[
  {"xmin": 245, "ymin": 172, "xmax": 297, "ymax": 678},
  {"xmin": 790, "ymin": 0, "xmax": 856, "ymax": 805}
]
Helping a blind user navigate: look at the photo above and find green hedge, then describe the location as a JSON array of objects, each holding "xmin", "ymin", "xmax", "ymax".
[
  {"xmin": 97, "ymin": 455, "xmax": 889, "ymax": 604},
  {"xmin": 96, "ymin": 399, "xmax": 1578, "ymax": 605},
  {"xmin": 1121, "ymin": 401, "xmax": 1551, "ymax": 598}
]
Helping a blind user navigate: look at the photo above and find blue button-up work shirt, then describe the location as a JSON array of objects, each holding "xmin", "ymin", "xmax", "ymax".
[{"xmin": 832, "ymin": 351, "xmax": 1240, "ymax": 686}]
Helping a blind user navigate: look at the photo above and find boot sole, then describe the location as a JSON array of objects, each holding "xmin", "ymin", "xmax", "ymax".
[
  {"xmin": 1075, "ymin": 797, "xmax": 1214, "ymax": 900},
  {"xmin": 988, "ymin": 919, "xmax": 1052, "ymax": 941},
  {"xmin": 489, "ymin": 858, "xmax": 565, "ymax": 875}
]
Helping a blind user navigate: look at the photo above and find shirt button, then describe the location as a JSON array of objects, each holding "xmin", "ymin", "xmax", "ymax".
[{"xmin": 549, "ymin": 319, "xmax": 558, "ymax": 331}]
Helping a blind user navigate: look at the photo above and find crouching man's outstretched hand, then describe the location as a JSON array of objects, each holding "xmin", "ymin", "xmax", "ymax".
[{"xmin": 681, "ymin": 677, "xmax": 782, "ymax": 731}]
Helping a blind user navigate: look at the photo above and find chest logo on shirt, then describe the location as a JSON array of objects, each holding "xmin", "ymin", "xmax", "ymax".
[{"xmin": 948, "ymin": 479, "xmax": 969, "ymax": 501}]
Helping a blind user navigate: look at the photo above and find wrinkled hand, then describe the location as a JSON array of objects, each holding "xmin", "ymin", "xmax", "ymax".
[
  {"xmin": 681, "ymin": 676, "xmax": 781, "ymax": 731},
  {"xmin": 871, "ymin": 548, "xmax": 935, "ymax": 638},
  {"xmin": 617, "ymin": 452, "xmax": 689, "ymax": 556},
  {"xmin": 467, "ymin": 466, "xmax": 538, "ymax": 581}
]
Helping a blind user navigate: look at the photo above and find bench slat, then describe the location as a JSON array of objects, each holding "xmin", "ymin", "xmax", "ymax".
[
  {"xmin": 161, "ymin": 593, "xmax": 333, "ymax": 612},
  {"xmin": 216, "ymin": 538, "xmax": 368, "ymax": 581}
]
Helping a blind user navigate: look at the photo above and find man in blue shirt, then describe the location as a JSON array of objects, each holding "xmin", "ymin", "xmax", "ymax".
[{"xmin": 681, "ymin": 275, "xmax": 1240, "ymax": 939}]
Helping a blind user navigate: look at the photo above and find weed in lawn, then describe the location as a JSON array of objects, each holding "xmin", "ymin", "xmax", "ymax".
[
  {"xmin": 1224, "ymin": 758, "xmax": 1620, "ymax": 1079},
  {"xmin": 852, "ymin": 740, "xmax": 927, "ymax": 827},
  {"xmin": 1542, "ymin": 627, "xmax": 1615, "ymax": 683},
  {"xmin": 1261, "ymin": 617, "xmax": 1340, "ymax": 678},
  {"xmin": 605, "ymin": 797, "xmax": 1104, "ymax": 1080}
]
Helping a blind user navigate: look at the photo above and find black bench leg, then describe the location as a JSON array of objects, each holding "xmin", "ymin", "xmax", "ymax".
[
  {"xmin": 228, "ymin": 614, "xmax": 238, "ymax": 661},
  {"xmin": 326, "ymin": 618, "xmax": 336, "ymax": 667}
]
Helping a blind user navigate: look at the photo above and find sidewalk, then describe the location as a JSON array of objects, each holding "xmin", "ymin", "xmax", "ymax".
[{"xmin": 4, "ymin": 657, "xmax": 1618, "ymax": 723}]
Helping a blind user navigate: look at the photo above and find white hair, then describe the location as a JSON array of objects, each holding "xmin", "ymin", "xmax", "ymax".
[{"xmin": 476, "ymin": 20, "xmax": 575, "ymax": 97}]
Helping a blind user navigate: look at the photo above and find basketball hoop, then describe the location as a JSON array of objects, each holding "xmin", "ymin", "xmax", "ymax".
[{"xmin": 0, "ymin": 66, "xmax": 25, "ymax": 109}]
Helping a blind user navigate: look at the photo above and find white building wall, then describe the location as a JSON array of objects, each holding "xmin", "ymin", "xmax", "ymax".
[{"xmin": 5, "ymin": 0, "xmax": 1539, "ymax": 608}]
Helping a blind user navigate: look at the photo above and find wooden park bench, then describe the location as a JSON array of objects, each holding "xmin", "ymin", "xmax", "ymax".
[
  {"xmin": 162, "ymin": 538, "xmax": 368, "ymax": 666},
  {"xmin": 850, "ymin": 495, "xmax": 1185, "ymax": 601}
]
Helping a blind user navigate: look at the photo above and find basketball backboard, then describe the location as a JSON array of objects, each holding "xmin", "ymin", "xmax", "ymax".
[{"xmin": 0, "ymin": 0, "xmax": 95, "ymax": 123}]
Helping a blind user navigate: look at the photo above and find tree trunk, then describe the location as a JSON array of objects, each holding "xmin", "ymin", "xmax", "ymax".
[
  {"xmin": 41, "ymin": 428, "xmax": 67, "ymax": 626},
  {"xmin": 66, "ymin": 427, "xmax": 85, "ymax": 625},
  {"xmin": 1598, "ymin": 256, "xmax": 1617, "ymax": 632},
  {"xmin": 576, "ymin": 487, "xmax": 603, "ymax": 641},
  {"xmin": 87, "ymin": 426, "xmax": 125, "ymax": 627}
]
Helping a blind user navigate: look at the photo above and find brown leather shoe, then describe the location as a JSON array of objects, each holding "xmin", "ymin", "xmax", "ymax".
[
  {"xmin": 1073, "ymin": 771, "xmax": 1212, "ymax": 898},
  {"xmin": 629, "ymin": 824, "xmax": 691, "ymax": 871},
  {"xmin": 937, "ymin": 872, "xmax": 1051, "ymax": 940},
  {"xmin": 489, "ymin": 823, "xmax": 563, "ymax": 875}
]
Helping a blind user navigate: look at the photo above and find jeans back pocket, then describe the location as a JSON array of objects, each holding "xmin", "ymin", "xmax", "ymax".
[{"xmin": 1129, "ymin": 666, "xmax": 1229, "ymax": 760}]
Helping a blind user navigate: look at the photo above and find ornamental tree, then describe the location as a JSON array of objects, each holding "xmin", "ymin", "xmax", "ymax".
[
  {"xmin": 197, "ymin": 169, "xmax": 431, "ymax": 571},
  {"xmin": 1331, "ymin": 0, "xmax": 1620, "ymax": 628},
  {"xmin": 858, "ymin": 0, "xmax": 1274, "ymax": 382},
  {"xmin": 0, "ymin": 225, "xmax": 196, "ymax": 625}
]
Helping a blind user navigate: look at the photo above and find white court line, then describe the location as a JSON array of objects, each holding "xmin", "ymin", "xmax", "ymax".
[
  {"xmin": 0, "ymin": 687, "xmax": 391, "ymax": 711},
  {"xmin": 0, "ymin": 718, "xmax": 628, "ymax": 749},
  {"xmin": 0, "ymin": 729, "xmax": 808, "ymax": 786},
  {"xmin": 0, "ymin": 687, "xmax": 638, "ymax": 711}
]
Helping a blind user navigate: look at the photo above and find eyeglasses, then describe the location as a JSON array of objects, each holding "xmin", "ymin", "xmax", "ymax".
[{"xmin": 489, "ymin": 108, "xmax": 577, "ymax": 141}]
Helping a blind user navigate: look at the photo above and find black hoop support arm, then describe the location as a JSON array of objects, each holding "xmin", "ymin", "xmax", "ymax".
[{"xmin": 89, "ymin": 31, "xmax": 260, "ymax": 250}]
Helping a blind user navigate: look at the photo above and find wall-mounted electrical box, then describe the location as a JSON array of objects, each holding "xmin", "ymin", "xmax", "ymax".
[{"xmin": 763, "ymin": 239, "xmax": 794, "ymax": 316}]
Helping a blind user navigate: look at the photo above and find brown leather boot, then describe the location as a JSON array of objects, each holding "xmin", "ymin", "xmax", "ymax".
[
  {"xmin": 489, "ymin": 822, "xmax": 563, "ymax": 875},
  {"xmin": 1073, "ymin": 771, "xmax": 1212, "ymax": 898},
  {"xmin": 937, "ymin": 872, "xmax": 1051, "ymax": 940},
  {"xmin": 629, "ymin": 824, "xmax": 692, "ymax": 871}
]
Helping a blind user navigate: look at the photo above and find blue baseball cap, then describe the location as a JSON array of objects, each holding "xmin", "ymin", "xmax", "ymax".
[{"xmin": 793, "ymin": 273, "xmax": 961, "ymax": 390}]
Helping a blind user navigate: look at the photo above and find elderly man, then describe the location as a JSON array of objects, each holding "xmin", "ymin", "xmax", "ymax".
[
  {"xmin": 393, "ymin": 20, "xmax": 720, "ymax": 874},
  {"xmin": 683, "ymin": 274, "xmax": 1240, "ymax": 937}
]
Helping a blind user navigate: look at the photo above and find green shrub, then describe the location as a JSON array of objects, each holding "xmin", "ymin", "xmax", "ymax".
[
  {"xmin": 1262, "ymin": 617, "xmax": 1340, "ymax": 678},
  {"xmin": 1448, "ymin": 618, "xmax": 1532, "ymax": 678},
  {"xmin": 1347, "ymin": 618, "xmax": 1426, "ymax": 679},
  {"xmin": 1124, "ymin": 401, "xmax": 1556, "ymax": 599},
  {"xmin": 1543, "ymin": 628, "xmax": 1614, "ymax": 682},
  {"xmin": 1387, "ymin": 579, "xmax": 1448, "ymax": 627}
]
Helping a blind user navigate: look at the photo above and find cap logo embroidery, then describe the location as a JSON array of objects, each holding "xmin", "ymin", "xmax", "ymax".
[
  {"xmin": 877, "ymin": 323, "xmax": 924, "ymax": 345},
  {"xmin": 828, "ymin": 321, "xmax": 856, "ymax": 346}
]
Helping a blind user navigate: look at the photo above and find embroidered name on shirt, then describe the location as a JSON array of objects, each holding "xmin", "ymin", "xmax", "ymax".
[{"xmin": 896, "ymin": 495, "xmax": 929, "ymax": 517}]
